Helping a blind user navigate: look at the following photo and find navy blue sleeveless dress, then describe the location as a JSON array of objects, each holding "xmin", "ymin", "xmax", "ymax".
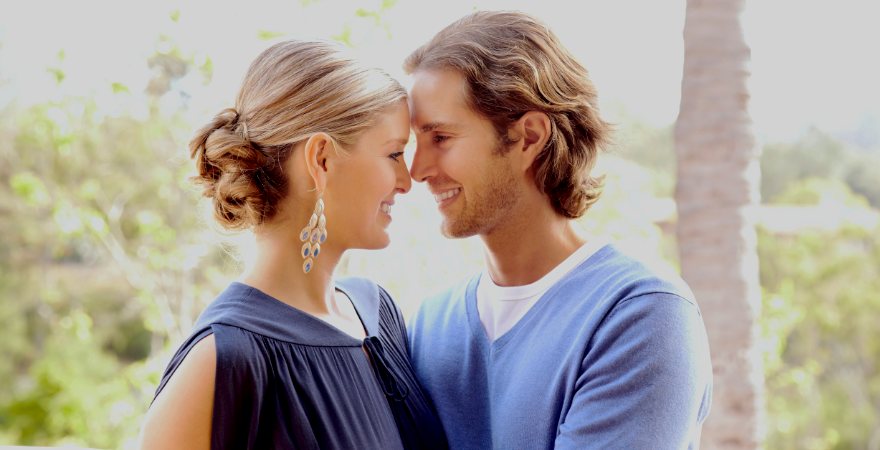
[{"xmin": 152, "ymin": 277, "xmax": 448, "ymax": 450}]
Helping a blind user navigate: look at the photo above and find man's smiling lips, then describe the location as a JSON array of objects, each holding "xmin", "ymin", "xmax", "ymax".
[{"xmin": 432, "ymin": 188, "xmax": 461, "ymax": 204}]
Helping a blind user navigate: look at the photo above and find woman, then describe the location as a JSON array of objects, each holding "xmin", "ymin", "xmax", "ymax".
[{"xmin": 137, "ymin": 40, "xmax": 447, "ymax": 450}]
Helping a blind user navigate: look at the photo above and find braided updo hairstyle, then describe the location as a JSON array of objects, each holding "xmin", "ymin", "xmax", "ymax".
[{"xmin": 189, "ymin": 40, "xmax": 407, "ymax": 232}]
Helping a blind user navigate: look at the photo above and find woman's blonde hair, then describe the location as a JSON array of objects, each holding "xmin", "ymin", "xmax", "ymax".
[
  {"xmin": 404, "ymin": 11, "xmax": 613, "ymax": 219},
  {"xmin": 189, "ymin": 39, "xmax": 407, "ymax": 232}
]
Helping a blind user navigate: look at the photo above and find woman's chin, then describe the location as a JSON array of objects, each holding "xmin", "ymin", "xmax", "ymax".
[
  {"xmin": 338, "ymin": 227, "xmax": 393, "ymax": 251},
  {"xmin": 358, "ymin": 233, "xmax": 391, "ymax": 251}
]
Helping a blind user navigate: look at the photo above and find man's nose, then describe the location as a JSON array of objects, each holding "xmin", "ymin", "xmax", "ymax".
[{"xmin": 409, "ymin": 141, "xmax": 437, "ymax": 183}]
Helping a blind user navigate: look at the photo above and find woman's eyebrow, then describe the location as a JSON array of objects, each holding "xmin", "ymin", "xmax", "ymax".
[{"xmin": 384, "ymin": 137, "xmax": 410, "ymax": 146}]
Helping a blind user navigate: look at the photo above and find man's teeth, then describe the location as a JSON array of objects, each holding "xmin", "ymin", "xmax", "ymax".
[
  {"xmin": 380, "ymin": 203, "xmax": 391, "ymax": 214},
  {"xmin": 433, "ymin": 188, "xmax": 461, "ymax": 203}
]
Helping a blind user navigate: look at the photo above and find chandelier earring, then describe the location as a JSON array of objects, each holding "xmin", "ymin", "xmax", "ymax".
[{"xmin": 300, "ymin": 191, "xmax": 328, "ymax": 274}]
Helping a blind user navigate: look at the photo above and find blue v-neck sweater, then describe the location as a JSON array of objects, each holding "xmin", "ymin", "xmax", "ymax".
[{"xmin": 408, "ymin": 244, "xmax": 713, "ymax": 450}]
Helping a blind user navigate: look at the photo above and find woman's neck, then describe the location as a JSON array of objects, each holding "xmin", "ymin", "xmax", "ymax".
[{"xmin": 238, "ymin": 225, "xmax": 344, "ymax": 318}]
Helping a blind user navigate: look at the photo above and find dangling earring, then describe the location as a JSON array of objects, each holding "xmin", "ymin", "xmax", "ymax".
[{"xmin": 300, "ymin": 191, "xmax": 328, "ymax": 274}]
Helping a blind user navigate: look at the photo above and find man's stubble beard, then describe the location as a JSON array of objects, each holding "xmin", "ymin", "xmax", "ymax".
[{"xmin": 440, "ymin": 155, "xmax": 521, "ymax": 239}]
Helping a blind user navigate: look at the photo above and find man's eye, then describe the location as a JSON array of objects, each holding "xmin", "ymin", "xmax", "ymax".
[
  {"xmin": 433, "ymin": 135, "xmax": 450, "ymax": 144},
  {"xmin": 389, "ymin": 152, "xmax": 404, "ymax": 162}
]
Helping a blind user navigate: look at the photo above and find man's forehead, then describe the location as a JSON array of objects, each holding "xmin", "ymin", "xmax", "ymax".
[{"xmin": 409, "ymin": 69, "xmax": 471, "ymax": 130}]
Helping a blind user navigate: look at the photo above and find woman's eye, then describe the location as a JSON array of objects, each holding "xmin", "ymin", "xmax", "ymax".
[{"xmin": 389, "ymin": 152, "xmax": 404, "ymax": 162}]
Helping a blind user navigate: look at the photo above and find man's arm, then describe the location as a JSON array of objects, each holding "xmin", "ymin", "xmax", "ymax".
[{"xmin": 554, "ymin": 293, "xmax": 713, "ymax": 450}]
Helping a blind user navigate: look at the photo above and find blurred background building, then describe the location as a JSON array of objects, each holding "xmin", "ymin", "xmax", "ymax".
[{"xmin": 0, "ymin": 0, "xmax": 878, "ymax": 449}]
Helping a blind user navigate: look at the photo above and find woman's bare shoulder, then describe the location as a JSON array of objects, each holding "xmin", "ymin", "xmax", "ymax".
[{"xmin": 138, "ymin": 334, "xmax": 216, "ymax": 450}]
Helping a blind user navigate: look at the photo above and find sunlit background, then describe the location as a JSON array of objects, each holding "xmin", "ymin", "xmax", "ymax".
[{"xmin": 1, "ymin": 0, "xmax": 878, "ymax": 449}]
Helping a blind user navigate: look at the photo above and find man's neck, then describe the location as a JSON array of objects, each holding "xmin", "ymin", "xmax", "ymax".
[{"xmin": 480, "ymin": 199, "xmax": 590, "ymax": 287}]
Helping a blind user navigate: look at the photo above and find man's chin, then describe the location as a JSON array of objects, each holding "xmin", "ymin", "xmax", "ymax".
[{"xmin": 440, "ymin": 218, "xmax": 479, "ymax": 239}]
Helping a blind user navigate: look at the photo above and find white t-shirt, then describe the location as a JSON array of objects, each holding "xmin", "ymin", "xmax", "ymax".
[{"xmin": 476, "ymin": 234, "xmax": 614, "ymax": 342}]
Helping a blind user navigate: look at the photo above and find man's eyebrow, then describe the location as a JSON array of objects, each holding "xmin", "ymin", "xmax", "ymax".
[{"xmin": 418, "ymin": 122, "xmax": 461, "ymax": 133}]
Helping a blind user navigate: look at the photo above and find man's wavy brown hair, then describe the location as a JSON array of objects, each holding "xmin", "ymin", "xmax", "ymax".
[{"xmin": 404, "ymin": 10, "xmax": 613, "ymax": 219}]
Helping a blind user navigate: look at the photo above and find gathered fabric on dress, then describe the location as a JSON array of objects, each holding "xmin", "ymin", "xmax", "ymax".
[{"xmin": 152, "ymin": 277, "xmax": 447, "ymax": 450}]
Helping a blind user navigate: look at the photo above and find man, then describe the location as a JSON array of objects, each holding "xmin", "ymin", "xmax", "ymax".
[{"xmin": 404, "ymin": 10, "xmax": 712, "ymax": 450}]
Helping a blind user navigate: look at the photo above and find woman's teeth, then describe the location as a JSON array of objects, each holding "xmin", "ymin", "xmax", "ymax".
[
  {"xmin": 380, "ymin": 203, "xmax": 392, "ymax": 214},
  {"xmin": 433, "ymin": 188, "xmax": 461, "ymax": 203}
]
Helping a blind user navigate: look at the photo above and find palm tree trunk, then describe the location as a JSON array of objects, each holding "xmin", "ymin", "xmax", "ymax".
[{"xmin": 675, "ymin": 0, "xmax": 764, "ymax": 448}]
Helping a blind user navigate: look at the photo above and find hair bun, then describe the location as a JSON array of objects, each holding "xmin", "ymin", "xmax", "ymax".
[
  {"xmin": 188, "ymin": 108, "xmax": 270, "ymax": 232},
  {"xmin": 185, "ymin": 39, "xmax": 408, "ymax": 233}
]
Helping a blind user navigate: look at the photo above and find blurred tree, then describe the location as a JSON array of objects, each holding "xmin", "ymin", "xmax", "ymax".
[
  {"xmin": 759, "ymin": 181, "xmax": 880, "ymax": 449},
  {"xmin": 0, "ymin": 93, "xmax": 236, "ymax": 447},
  {"xmin": 605, "ymin": 101, "xmax": 676, "ymax": 198},
  {"xmin": 0, "ymin": 31, "xmax": 233, "ymax": 446},
  {"xmin": 761, "ymin": 127, "xmax": 880, "ymax": 208},
  {"xmin": 602, "ymin": 53, "xmax": 880, "ymax": 450},
  {"xmin": 259, "ymin": 0, "xmax": 399, "ymax": 47},
  {"xmin": 675, "ymin": 0, "xmax": 764, "ymax": 448},
  {"xmin": 771, "ymin": 177, "xmax": 871, "ymax": 208},
  {"xmin": 333, "ymin": 0, "xmax": 398, "ymax": 47}
]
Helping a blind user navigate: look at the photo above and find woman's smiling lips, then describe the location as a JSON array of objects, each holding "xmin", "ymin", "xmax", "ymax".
[{"xmin": 379, "ymin": 201, "xmax": 394, "ymax": 218}]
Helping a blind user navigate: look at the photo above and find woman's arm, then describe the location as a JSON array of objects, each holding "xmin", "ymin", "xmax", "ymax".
[{"xmin": 138, "ymin": 334, "xmax": 216, "ymax": 450}]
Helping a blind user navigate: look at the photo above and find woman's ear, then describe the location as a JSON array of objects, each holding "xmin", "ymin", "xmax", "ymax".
[{"xmin": 303, "ymin": 133, "xmax": 333, "ymax": 192}]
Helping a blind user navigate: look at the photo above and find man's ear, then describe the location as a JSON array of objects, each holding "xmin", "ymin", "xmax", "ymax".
[
  {"xmin": 303, "ymin": 133, "xmax": 333, "ymax": 192},
  {"xmin": 515, "ymin": 111, "xmax": 551, "ymax": 173}
]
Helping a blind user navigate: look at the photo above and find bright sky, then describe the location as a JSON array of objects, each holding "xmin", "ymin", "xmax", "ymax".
[{"xmin": 1, "ymin": 0, "xmax": 878, "ymax": 142}]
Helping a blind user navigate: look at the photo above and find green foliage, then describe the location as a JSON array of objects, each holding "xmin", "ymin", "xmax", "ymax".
[
  {"xmin": 608, "ymin": 116, "xmax": 880, "ymax": 449},
  {"xmin": 772, "ymin": 177, "xmax": 870, "ymax": 208},
  {"xmin": 0, "ymin": 91, "xmax": 235, "ymax": 447},
  {"xmin": 257, "ymin": 30, "xmax": 287, "ymax": 41},
  {"xmin": 3, "ymin": 314, "xmax": 150, "ymax": 448},
  {"xmin": 145, "ymin": 35, "xmax": 213, "ymax": 96},
  {"xmin": 332, "ymin": 0, "xmax": 397, "ymax": 47},
  {"xmin": 110, "ymin": 82, "xmax": 131, "ymax": 95},
  {"xmin": 10, "ymin": 172, "xmax": 51, "ymax": 206},
  {"xmin": 761, "ymin": 127, "xmax": 880, "ymax": 207},
  {"xmin": 45, "ymin": 67, "xmax": 66, "ymax": 85},
  {"xmin": 845, "ymin": 152, "xmax": 880, "ymax": 208},
  {"xmin": 604, "ymin": 102, "xmax": 676, "ymax": 198},
  {"xmin": 332, "ymin": 24, "xmax": 355, "ymax": 46},
  {"xmin": 45, "ymin": 50, "xmax": 67, "ymax": 85},
  {"xmin": 760, "ymin": 221, "xmax": 880, "ymax": 450}
]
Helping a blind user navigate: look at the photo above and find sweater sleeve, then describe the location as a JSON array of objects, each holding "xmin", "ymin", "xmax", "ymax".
[{"xmin": 554, "ymin": 293, "xmax": 712, "ymax": 450}]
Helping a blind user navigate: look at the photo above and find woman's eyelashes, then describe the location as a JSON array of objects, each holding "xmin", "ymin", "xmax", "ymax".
[{"xmin": 389, "ymin": 151, "xmax": 404, "ymax": 162}]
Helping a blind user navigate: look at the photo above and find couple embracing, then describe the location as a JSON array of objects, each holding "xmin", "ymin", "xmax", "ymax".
[{"xmin": 138, "ymin": 10, "xmax": 712, "ymax": 450}]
